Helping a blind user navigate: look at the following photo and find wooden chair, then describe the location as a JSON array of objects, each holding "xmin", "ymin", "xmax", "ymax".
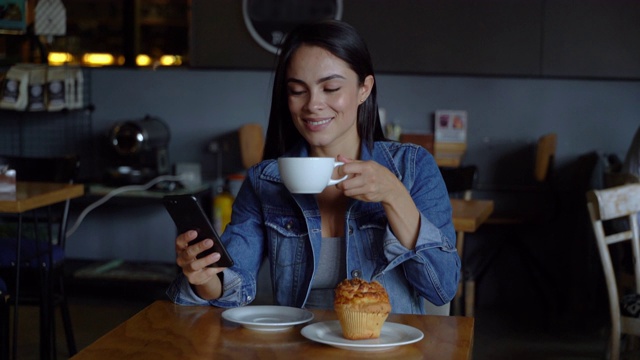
[
  {"xmin": 238, "ymin": 123, "xmax": 265, "ymax": 169},
  {"xmin": 213, "ymin": 123, "xmax": 265, "ymax": 176},
  {"xmin": 534, "ymin": 133, "xmax": 557, "ymax": 183},
  {"xmin": 0, "ymin": 155, "xmax": 79, "ymax": 360},
  {"xmin": 587, "ymin": 183, "xmax": 640, "ymax": 360},
  {"xmin": 605, "ymin": 171, "xmax": 640, "ymax": 188},
  {"xmin": 488, "ymin": 132, "xmax": 558, "ymax": 225},
  {"xmin": 440, "ymin": 165, "xmax": 478, "ymax": 316}
]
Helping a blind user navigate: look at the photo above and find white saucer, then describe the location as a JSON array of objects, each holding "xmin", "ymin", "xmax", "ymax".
[
  {"xmin": 301, "ymin": 320, "xmax": 424, "ymax": 351},
  {"xmin": 221, "ymin": 306, "xmax": 314, "ymax": 332}
]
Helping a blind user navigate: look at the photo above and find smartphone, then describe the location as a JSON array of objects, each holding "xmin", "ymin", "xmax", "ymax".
[{"xmin": 163, "ymin": 194, "xmax": 234, "ymax": 268}]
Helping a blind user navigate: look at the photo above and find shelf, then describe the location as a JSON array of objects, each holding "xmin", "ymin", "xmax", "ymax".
[
  {"xmin": 47, "ymin": 0, "xmax": 190, "ymax": 66},
  {"xmin": 138, "ymin": 19, "xmax": 187, "ymax": 27}
]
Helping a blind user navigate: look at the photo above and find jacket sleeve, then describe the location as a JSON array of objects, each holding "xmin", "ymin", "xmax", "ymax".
[
  {"xmin": 166, "ymin": 168, "xmax": 265, "ymax": 308},
  {"xmin": 383, "ymin": 146, "xmax": 460, "ymax": 306}
]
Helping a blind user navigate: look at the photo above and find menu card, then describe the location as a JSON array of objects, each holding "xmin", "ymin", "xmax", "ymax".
[{"xmin": 435, "ymin": 110, "xmax": 467, "ymax": 143}]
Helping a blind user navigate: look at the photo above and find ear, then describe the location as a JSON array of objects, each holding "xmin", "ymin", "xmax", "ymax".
[{"xmin": 359, "ymin": 75, "xmax": 374, "ymax": 103}]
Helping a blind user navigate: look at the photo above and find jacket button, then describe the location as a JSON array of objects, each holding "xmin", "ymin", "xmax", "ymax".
[
  {"xmin": 286, "ymin": 221, "xmax": 293, "ymax": 230},
  {"xmin": 348, "ymin": 226, "xmax": 354, "ymax": 235},
  {"xmin": 351, "ymin": 270, "xmax": 362, "ymax": 278}
]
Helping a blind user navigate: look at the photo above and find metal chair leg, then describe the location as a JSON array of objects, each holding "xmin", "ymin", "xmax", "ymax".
[
  {"xmin": 0, "ymin": 294, "xmax": 9, "ymax": 360},
  {"xmin": 58, "ymin": 277, "xmax": 77, "ymax": 356},
  {"xmin": 11, "ymin": 213, "xmax": 22, "ymax": 360},
  {"xmin": 39, "ymin": 267, "xmax": 52, "ymax": 360}
]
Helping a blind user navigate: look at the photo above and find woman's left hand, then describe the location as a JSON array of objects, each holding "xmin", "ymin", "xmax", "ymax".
[{"xmin": 335, "ymin": 154, "xmax": 403, "ymax": 204}]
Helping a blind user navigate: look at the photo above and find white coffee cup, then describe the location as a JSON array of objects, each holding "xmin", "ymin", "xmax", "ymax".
[{"xmin": 278, "ymin": 157, "xmax": 348, "ymax": 194}]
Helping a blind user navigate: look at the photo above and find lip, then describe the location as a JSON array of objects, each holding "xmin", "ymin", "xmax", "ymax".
[{"xmin": 303, "ymin": 117, "xmax": 333, "ymax": 131}]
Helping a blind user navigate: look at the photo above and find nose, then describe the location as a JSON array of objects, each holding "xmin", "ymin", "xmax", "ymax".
[{"xmin": 305, "ymin": 90, "xmax": 324, "ymax": 111}]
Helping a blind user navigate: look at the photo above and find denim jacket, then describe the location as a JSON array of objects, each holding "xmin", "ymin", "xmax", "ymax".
[{"xmin": 167, "ymin": 140, "xmax": 460, "ymax": 314}]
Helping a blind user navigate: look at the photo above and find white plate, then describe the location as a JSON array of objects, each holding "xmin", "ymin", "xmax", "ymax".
[
  {"xmin": 221, "ymin": 305, "xmax": 314, "ymax": 332},
  {"xmin": 301, "ymin": 320, "xmax": 424, "ymax": 351}
]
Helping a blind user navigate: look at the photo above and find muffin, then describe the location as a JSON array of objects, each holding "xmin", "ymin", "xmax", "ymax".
[{"xmin": 334, "ymin": 278, "xmax": 392, "ymax": 340}]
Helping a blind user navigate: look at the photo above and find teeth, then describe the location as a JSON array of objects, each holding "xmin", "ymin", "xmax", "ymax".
[{"xmin": 307, "ymin": 119, "xmax": 331, "ymax": 126}]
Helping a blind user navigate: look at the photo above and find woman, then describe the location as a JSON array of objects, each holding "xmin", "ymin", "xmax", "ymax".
[{"xmin": 167, "ymin": 20, "xmax": 459, "ymax": 314}]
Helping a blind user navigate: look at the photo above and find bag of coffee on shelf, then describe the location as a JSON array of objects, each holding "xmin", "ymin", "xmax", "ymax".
[
  {"xmin": 27, "ymin": 64, "xmax": 47, "ymax": 111},
  {"xmin": 0, "ymin": 64, "xmax": 29, "ymax": 111},
  {"xmin": 47, "ymin": 66, "xmax": 67, "ymax": 111}
]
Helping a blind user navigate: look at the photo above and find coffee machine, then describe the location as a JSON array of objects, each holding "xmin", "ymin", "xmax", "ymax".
[{"xmin": 105, "ymin": 115, "xmax": 170, "ymax": 185}]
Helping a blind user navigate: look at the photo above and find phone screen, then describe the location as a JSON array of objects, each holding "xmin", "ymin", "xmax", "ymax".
[{"xmin": 163, "ymin": 194, "xmax": 234, "ymax": 268}]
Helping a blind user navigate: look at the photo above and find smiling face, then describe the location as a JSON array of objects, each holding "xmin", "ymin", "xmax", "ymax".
[{"xmin": 286, "ymin": 44, "xmax": 373, "ymax": 158}]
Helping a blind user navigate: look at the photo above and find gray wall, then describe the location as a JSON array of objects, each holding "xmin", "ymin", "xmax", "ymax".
[{"xmin": 65, "ymin": 68, "xmax": 640, "ymax": 262}]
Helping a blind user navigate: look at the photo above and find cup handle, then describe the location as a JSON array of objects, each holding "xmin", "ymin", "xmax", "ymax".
[{"xmin": 327, "ymin": 161, "xmax": 348, "ymax": 186}]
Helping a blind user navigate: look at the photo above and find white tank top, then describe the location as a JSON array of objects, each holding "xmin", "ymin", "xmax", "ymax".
[{"xmin": 305, "ymin": 236, "xmax": 346, "ymax": 309}]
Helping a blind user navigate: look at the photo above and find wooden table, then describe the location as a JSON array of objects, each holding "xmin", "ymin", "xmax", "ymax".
[
  {"xmin": 71, "ymin": 300, "xmax": 474, "ymax": 360},
  {"xmin": 0, "ymin": 181, "xmax": 84, "ymax": 213},
  {"xmin": 451, "ymin": 199, "xmax": 494, "ymax": 233},
  {"xmin": 0, "ymin": 181, "xmax": 85, "ymax": 360},
  {"xmin": 450, "ymin": 198, "xmax": 494, "ymax": 317}
]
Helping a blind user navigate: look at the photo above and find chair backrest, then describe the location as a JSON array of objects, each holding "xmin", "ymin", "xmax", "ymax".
[
  {"xmin": 238, "ymin": 123, "xmax": 264, "ymax": 169},
  {"xmin": 534, "ymin": 133, "xmax": 557, "ymax": 182},
  {"xmin": 605, "ymin": 171, "xmax": 640, "ymax": 188},
  {"xmin": 587, "ymin": 184, "xmax": 640, "ymax": 337},
  {"xmin": 440, "ymin": 165, "xmax": 478, "ymax": 200}
]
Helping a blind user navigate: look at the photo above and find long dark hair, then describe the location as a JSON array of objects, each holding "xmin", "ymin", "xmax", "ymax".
[{"xmin": 262, "ymin": 20, "xmax": 386, "ymax": 160}]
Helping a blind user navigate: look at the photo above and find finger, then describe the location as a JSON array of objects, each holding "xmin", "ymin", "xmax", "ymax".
[
  {"xmin": 186, "ymin": 266, "xmax": 220, "ymax": 285},
  {"xmin": 181, "ymin": 248, "xmax": 219, "ymax": 274},
  {"xmin": 342, "ymin": 160, "xmax": 374, "ymax": 177},
  {"xmin": 193, "ymin": 238, "xmax": 214, "ymax": 255},
  {"xmin": 198, "ymin": 251, "xmax": 222, "ymax": 268},
  {"xmin": 341, "ymin": 173, "xmax": 386, "ymax": 202},
  {"xmin": 342, "ymin": 182, "xmax": 372, "ymax": 199},
  {"xmin": 339, "ymin": 176, "xmax": 357, "ymax": 191},
  {"xmin": 178, "ymin": 238, "xmax": 212, "ymax": 267},
  {"xmin": 337, "ymin": 154, "xmax": 354, "ymax": 163},
  {"xmin": 337, "ymin": 162, "xmax": 355, "ymax": 178},
  {"xmin": 175, "ymin": 230, "xmax": 197, "ymax": 251}
]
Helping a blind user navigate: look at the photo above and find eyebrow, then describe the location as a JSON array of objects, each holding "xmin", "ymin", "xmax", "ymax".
[{"xmin": 286, "ymin": 74, "xmax": 346, "ymax": 85}]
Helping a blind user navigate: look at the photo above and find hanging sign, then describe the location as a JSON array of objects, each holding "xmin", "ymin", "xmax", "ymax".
[{"xmin": 35, "ymin": 0, "xmax": 66, "ymax": 36}]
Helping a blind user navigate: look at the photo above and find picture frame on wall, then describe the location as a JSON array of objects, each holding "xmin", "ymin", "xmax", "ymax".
[{"xmin": 0, "ymin": 0, "xmax": 27, "ymax": 33}]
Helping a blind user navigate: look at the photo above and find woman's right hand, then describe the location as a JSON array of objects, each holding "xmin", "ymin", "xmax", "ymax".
[{"xmin": 175, "ymin": 230, "xmax": 225, "ymax": 299}]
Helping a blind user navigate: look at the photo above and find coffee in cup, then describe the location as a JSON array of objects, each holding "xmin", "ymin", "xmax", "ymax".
[{"xmin": 278, "ymin": 157, "xmax": 348, "ymax": 194}]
